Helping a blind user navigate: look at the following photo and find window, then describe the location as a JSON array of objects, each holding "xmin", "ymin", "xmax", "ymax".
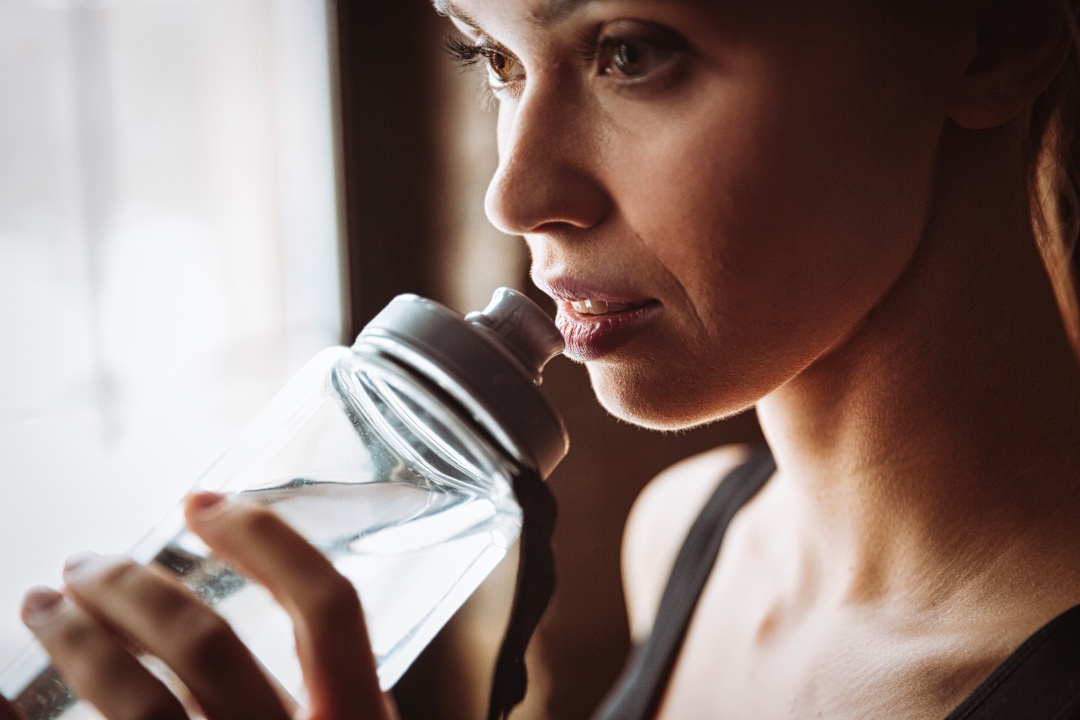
[{"xmin": 0, "ymin": 0, "xmax": 341, "ymax": 663}]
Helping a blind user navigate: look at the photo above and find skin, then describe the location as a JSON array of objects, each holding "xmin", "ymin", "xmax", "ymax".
[
  {"xmin": 4, "ymin": 0, "xmax": 1080, "ymax": 717},
  {"xmin": 476, "ymin": 0, "xmax": 963, "ymax": 429},
  {"xmin": 450, "ymin": 0, "xmax": 1080, "ymax": 716}
]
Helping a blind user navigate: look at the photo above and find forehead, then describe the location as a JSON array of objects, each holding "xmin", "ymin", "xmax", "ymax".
[
  {"xmin": 434, "ymin": 0, "xmax": 714, "ymax": 31},
  {"xmin": 434, "ymin": 0, "xmax": 950, "ymax": 33},
  {"xmin": 435, "ymin": 0, "xmax": 595, "ymax": 27}
]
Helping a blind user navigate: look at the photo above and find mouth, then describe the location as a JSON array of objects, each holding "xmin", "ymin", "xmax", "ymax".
[
  {"xmin": 532, "ymin": 277, "xmax": 661, "ymax": 358},
  {"xmin": 567, "ymin": 299, "xmax": 651, "ymax": 316},
  {"xmin": 554, "ymin": 296, "xmax": 661, "ymax": 361},
  {"xmin": 536, "ymin": 276, "xmax": 654, "ymax": 313}
]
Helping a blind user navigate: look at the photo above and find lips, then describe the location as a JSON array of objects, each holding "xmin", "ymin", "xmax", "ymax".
[{"xmin": 538, "ymin": 278, "xmax": 661, "ymax": 361}]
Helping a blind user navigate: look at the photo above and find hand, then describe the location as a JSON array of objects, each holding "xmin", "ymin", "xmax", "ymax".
[{"xmin": 0, "ymin": 493, "xmax": 397, "ymax": 720}]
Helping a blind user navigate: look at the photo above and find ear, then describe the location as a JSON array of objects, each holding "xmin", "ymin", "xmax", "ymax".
[{"xmin": 948, "ymin": 0, "xmax": 1074, "ymax": 130}]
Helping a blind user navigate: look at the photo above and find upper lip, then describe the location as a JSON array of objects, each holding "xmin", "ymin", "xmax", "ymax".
[{"xmin": 534, "ymin": 275, "xmax": 654, "ymax": 306}]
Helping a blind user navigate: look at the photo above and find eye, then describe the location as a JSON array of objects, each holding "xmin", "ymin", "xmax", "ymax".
[
  {"xmin": 484, "ymin": 48, "xmax": 525, "ymax": 84},
  {"xmin": 599, "ymin": 37, "xmax": 674, "ymax": 80},
  {"xmin": 442, "ymin": 35, "xmax": 525, "ymax": 93}
]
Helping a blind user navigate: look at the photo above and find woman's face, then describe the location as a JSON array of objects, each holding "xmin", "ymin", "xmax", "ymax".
[{"xmin": 442, "ymin": 0, "xmax": 963, "ymax": 429}]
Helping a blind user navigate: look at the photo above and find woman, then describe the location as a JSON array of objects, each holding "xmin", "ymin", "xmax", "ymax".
[{"xmin": 5, "ymin": 0, "xmax": 1080, "ymax": 717}]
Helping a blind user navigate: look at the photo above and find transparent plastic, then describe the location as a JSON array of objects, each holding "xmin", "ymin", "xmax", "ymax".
[{"xmin": 1, "ymin": 345, "xmax": 524, "ymax": 719}]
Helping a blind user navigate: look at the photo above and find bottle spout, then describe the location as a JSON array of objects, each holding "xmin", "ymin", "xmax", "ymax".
[
  {"xmin": 356, "ymin": 287, "xmax": 569, "ymax": 477},
  {"xmin": 465, "ymin": 288, "xmax": 564, "ymax": 378}
]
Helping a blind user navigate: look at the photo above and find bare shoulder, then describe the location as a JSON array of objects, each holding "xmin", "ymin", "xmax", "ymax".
[{"xmin": 621, "ymin": 444, "xmax": 754, "ymax": 642}]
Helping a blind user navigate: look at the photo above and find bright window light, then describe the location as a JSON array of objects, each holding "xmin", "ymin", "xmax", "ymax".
[{"xmin": 0, "ymin": 0, "xmax": 342, "ymax": 666}]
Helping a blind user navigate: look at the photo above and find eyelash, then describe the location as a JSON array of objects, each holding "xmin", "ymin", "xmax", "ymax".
[
  {"xmin": 444, "ymin": 35, "xmax": 511, "ymax": 72},
  {"xmin": 443, "ymin": 32, "xmax": 672, "ymax": 95}
]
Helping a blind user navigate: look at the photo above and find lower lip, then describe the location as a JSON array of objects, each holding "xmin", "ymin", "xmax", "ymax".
[{"xmin": 556, "ymin": 301, "xmax": 661, "ymax": 361}]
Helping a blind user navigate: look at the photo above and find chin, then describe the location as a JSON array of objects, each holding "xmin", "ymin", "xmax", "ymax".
[{"xmin": 587, "ymin": 364, "xmax": 754, "ymax": 432}]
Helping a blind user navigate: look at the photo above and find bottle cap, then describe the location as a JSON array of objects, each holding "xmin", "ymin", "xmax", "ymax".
[{"xmin": 355, "ymin": 288, "xmax": 568, "ymax": 478}]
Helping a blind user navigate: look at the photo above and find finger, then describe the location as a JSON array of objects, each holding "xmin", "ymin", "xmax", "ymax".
[
  {"xmin": 185, "ymin": 493, "xmax": 387, "ymax": 719},
  {"xmin": 61, "ymin": 555, "xmax": 291, "ymax": 720},
  {"xmin": 20, "ymin": 586, "xmax": 188, "ymax": 720}
]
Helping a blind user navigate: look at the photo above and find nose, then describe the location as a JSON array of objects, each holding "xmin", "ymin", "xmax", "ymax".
[{"xmin": 484, "ymin": 86, "xmax": 610, "ymax": 236}]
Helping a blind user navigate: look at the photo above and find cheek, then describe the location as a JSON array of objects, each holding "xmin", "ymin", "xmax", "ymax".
[
  {"xmin": 619, "ymin": 53, "xmax": 938, "ymax": 318},
  {"xmin": 586, "ymin": 60, "xmax": 943, "ymax": 428}
]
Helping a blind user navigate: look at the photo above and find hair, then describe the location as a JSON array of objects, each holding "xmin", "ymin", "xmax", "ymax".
[{"xmin": 1031, "ymin": 0, "xmax": 1080, "ymax": 353}]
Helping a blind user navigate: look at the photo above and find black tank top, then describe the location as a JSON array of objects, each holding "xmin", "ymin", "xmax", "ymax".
[{"xmin": 591, "ymin": 446, "xmax": 1080, "ymax": 720}]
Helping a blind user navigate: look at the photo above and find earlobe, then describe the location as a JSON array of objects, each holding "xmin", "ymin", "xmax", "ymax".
[{"xmin": 948, "ymin": 0, "xmax": 1073, "ymax": 130}]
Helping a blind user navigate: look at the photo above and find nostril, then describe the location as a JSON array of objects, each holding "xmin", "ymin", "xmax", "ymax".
[{"xmin": 484, "ymin": 158, "xmax": 610, "ymax": 236}]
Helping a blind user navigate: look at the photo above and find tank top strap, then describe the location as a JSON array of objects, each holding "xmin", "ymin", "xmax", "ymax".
[
  {"xmin": 591, "ymin": 443, "xmax": 1080, "ymax": 720},
  {"xmin": 591, "ymin": 445, "xmax": 776, "ymax": 720},
  {"xmin": 944, "ymin": 602, "xmax": 1080, "ymax": 719}
]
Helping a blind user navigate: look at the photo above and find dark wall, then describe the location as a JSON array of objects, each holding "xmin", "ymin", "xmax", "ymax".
[{"xmin": 334, "ymin": 0, "xmax": 448, "ymax": 335}]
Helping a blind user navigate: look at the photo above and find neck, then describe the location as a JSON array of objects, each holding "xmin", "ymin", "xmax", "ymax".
[{"xmin": 756, "ymin": 120, "xmax": 1080, "ymax": 612}]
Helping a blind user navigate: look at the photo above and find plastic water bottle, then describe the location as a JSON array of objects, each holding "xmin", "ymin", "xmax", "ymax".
[{"xmin": 0, "ymin": 288, "xmax": 568, "ymax": 719}]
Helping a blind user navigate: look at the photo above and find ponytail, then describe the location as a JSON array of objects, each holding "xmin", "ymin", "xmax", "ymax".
[{"xmin": 1031, "ymin": 1, "xmax": 1080, "ymax": 352}]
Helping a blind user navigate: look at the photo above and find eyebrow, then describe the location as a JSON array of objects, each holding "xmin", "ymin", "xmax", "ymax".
[{"xmin": 433, "ymin": 0, "xmax": 594, "ymax": 31}]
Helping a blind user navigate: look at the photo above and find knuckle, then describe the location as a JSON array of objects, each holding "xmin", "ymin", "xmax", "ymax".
[
  {"xmin": 47, "ymin": 612, "xmax": 98, "ymax": 653},
  {"xmin": 175, "ymin": 612, "xmax": 242, "ymax": 672},
  {"xmin": 236, "ymin": 504, "xmax": 286, "ymax": 539},
  {"xmin": 307, "ymin": 572, "xmax": 361, "ymax": 620}
]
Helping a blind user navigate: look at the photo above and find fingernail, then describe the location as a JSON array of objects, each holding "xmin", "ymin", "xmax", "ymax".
[
  {"xmin": 188, "ymin": 492, "xmax": 228, "ymax": 519},
  {"xmin": 21, "ymin": 587, "xmax": 65, "ymax": 628},
  {"xmin": 63, "ymin": 552, "xmax": 122, "ymax": 584}
]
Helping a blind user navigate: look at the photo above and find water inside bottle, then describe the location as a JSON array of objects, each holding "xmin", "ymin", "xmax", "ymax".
[
  {"xmin": 5, "ymin": 353, "xmax": 525, "ymax": 718},
  {"xmin": 163, "ymin": 474, "xmax": 521, "ymax": 695},
  {"xmin": 10, "ymin": 477, "xmax": 520, "ymax": 719}
]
